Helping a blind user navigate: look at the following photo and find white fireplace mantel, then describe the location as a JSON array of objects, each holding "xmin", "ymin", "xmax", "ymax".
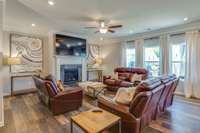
[{"xmin": 55, "ymin": 55, "xmax": 87, "ymax": 81}]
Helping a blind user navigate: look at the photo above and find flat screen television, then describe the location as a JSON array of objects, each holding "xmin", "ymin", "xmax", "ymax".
[{"xmin": 55, "ymin": 34, "xmax": 87, "ymax": 56}]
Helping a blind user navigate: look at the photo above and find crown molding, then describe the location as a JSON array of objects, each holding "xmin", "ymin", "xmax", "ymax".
[{"xmin": 120, "ymin": 20, "xmax": 200, "ymax": 42}]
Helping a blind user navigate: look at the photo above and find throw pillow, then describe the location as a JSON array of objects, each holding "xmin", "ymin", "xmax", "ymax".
[
  {"xmin": 113, "ymin": 87, "xmax": 136, "ymax": 105},
  {"xmin": 130, "ymin": 73, "xmax": 143, "ymax": 83},
  {"xmin": 112, "ymin": 72, "xmax": 118, "ymax": 80},
  {"xmin": 45, "ymin": 81, "xmax": 60, "ymax": 95},
  {"xmin": 45, "ymin": 74, "xmax": 59, "ymax": 91},
  {"xmin": 56, "ymin": 80, "xmax": 65, "ymax": 92}
]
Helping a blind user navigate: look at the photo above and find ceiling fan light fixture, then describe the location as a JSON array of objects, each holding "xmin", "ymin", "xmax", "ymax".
[
  {"xmin": 99, "ymin": 28, "xmax": 108, "ymax": 34},
  {"xmin": 100, "ymin": 21, "xmax": 105, "ymax": 27}
]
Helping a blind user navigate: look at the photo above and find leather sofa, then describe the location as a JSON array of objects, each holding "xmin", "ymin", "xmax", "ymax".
[
  {"xmin": 165, "ymin": 75, "xmax": 179, "ymax": 108},
  {"xmin": 32, "ymin": 76, "xmax": 83, "ymax": 115},
  {"xmin": 98, "ymin": 75, "xmax": 178, "ymax": 133},
  {"xmin": 103, "ymin": 67, "xmax": 148, "ymax": 91},
  {"xmin": 156, "ymin": 75, "xmax": 174, "ymax": 115}
]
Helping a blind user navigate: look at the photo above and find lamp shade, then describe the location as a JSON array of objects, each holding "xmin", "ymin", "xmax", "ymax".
[
  {"xmin": 95, "ymin": 58, "xmax": 103, "ymax": 65},
  {"xmin": 7, "ymin": 57, "xmax": 21, "ymax": 65}
]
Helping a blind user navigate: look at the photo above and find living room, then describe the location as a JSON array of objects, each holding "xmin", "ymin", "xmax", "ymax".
[{"xmin": 0, "ymin": 0, "xmax": 200, "ymax": 133}]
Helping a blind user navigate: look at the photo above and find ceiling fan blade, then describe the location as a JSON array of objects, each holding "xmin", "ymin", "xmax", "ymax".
[
  {"xmin": 108, "ymin": 29, "xmax": 115, "ymax": 33},
  {"xmin": 84, "ymin": 27, "xmax": 97, "ymax": 29},
  {"xmin": 108, "ymin": 25, "xmax": 122, "ymax": 29}
]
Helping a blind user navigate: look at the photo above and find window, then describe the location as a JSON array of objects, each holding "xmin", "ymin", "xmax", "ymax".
[
  {"xmin": 143, "ymin": 38, "xmax": 160, "ymax": 77},
  {"xmin": 126, "ymin": 48, "xmax": 136, "ymax": 67},
  {"xmin": 170, "ymin": 35, "xmax": 186, "ymax": 78}
]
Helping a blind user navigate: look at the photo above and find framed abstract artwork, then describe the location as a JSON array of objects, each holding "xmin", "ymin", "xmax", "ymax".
[{"xmin": 10, "ymin": 34, "xmax": 43, "ymax": 73}]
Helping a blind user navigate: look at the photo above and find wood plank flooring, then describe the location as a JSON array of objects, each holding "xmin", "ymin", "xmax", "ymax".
[{"xmin": 0, "ymin": 93, "xmax": 200, "ymax": 133}]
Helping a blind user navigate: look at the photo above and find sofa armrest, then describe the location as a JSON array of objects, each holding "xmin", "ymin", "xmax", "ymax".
[
  {"xmin": 98, "ymin": 96, "xmax": 141, "ymax": 133},
  {"xmin": 98, "ymin": 96, "xmax": 137, "ymax": 121},
  {"xmin": 103, "ymin": 75, "xmax": 112, "ymax": 81}
]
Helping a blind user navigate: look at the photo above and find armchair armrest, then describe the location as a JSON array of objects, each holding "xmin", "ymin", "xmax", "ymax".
[
  {"xmin": 54, "ymin": 88, "xmax": 83, "ymax": 101},
  {"xmin": 50, "ymin": 87, "xmax": 83, "ymax": 115}
]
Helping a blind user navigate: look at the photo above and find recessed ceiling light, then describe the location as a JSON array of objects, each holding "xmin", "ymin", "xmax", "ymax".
[
  {"xmin": 31, "ymin": 23, "xmax": 36, "ymax": 27},
  {"xmin": 48, "ymin": 0, "xmax": 55, "ymax": 6},
  {"xmin": 184, "ymin": 17, "xmax": 188, "ymax": 21}
]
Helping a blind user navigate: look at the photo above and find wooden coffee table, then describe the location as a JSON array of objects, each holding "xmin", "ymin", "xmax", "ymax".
[{"xmin": 71, "ymin": 108, "xmax": 121, "ymax": 133}]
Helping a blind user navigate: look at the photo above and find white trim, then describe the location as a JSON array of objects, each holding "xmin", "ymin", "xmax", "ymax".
[
  {"xmin": 175, "ymin": 91, "xmax": 185, "ymax": 96},
  {"xmin": 121, "ymin": 20, "xmax": 200, "ymax": 42},
  {"xmin": 0, "ymin": 0, "xmax": 4, "ymax": 127},
  {"xmin": 0, "ymin": 120, "xmax": 4, "ymax": 127}
]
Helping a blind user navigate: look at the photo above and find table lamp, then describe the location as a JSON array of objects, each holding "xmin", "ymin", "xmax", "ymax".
[
  {"xmin": 0, "ymin": 52, "xmax": 3, "ymax": 69},
  {"xmin": 7, "ymin": 57, "xmax": 21, "ymax": 65},
  {"xmin": 93, "ymin": 57, "xmax": 103, "ymax": 68}
]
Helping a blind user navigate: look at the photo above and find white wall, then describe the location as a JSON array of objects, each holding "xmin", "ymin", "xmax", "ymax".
[
  {"xmin": 2, "ymin": 31, "xmax": 50, "ymax": 96},
  {"xmin": 0, "ymin": 0, "xmax": 4, "ymax": 127},
  {"xmin": 100, "ymin": 43, "xmax": 121, "ymax": 75}
]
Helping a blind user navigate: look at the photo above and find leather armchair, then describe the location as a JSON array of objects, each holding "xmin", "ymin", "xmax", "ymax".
[
  {"xmin": 103, "ymin": 67, "xmax": 148, "ymax": 91},
  {"xmin": 33, "ymin": 76, "xmax": 83, "ymax": 115}
]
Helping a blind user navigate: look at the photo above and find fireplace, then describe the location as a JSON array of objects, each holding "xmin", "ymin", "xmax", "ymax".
[{"xmin": 60, "ymin": 64, "xmax": 82, "ymax": 85}]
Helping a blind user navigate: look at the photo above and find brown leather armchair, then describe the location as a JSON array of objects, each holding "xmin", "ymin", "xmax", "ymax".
[
  {"xmin": 98, "ymin": 78, "xmax": 164, "ymax": 133},
  {"xmin": 103, "ymin": 67, "xmax": 148, "ymax": 91},
  {"xmin": 33, "ymin": 76, "xmax": 83, "ymax": 115}
]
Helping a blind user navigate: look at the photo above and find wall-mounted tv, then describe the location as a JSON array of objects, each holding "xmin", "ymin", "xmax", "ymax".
[{"xmin": 55, "ymin": 34, "xmax": 87, "ymax": 57}]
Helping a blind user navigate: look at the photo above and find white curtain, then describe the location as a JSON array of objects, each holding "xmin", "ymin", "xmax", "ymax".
[
  {"xmin": 184, "ymin": 30, "xmax": 200, "ymax": 98},
  {"xmin": 169, "ymin": 34, "xmax": 186, "ymax": 77},
  {"xmin": 121, "ymin": 39, "xmax": 144, "ymax": 67},
  {"xmin": 160, "ymin": 35, "xmax": 169, "ymax": 74},
  {"xmin": 135, "ymin": 39, "xmax": 144, "ymax": 67},
  {"xmin": 120, "ymin": 41, "xmax": 127, "ymax": 67}
]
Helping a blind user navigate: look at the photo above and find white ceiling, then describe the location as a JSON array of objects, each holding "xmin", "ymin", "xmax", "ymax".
[{"xmin": 4, "ymin": 0, "xmax": 200, "ymax": 40}]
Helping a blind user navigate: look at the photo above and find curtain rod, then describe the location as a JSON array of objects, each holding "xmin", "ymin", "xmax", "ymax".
[
  {"xmin": 127, "ymin": 40, "xmax": 135, "ymax": 43},
  {"xmin": 144, "ymin": 36, "xmax": 159, "ymax": 41},
  {"xmin": 170, "ymin": 32, "xmax": 185, "ymax": 37},
  {"xmin": 126, "ymin": 30, "xmax": 200, "ymax": 43},
  {"xmin": 127, "ymin": 36, "xmax": 159, "ymax": 43}
]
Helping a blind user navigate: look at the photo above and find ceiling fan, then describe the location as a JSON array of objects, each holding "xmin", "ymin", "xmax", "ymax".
[{"xmin": 84, "ymin": 20, "xmax": 122, "ymax": 34}]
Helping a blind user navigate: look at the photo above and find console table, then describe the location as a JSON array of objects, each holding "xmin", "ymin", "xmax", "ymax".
[
  {"xmin": 11, "ymin": 73, "xmax": 39, "ymax": 96},
  {"xmin": 87, "ymin": 68, "xmax": 103, "ymax": 82}
]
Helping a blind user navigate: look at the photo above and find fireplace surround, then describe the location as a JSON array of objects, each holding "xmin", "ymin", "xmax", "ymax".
[
  {"xmin": 60, "ymin": 64, "xmax": 82, "ymax": 85},
  {"xmin": 55, "ymin": 55, "xmax": 87, "ymax": 85}
]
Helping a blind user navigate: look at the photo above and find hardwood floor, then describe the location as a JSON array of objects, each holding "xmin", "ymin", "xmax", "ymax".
[{"xmin": 0, "ymin": 93, "xmax": 200, "ymax": 133}]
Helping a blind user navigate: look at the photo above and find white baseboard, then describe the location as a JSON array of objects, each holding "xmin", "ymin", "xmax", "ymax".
[
  {"xmin": 0, "ymin": 121, "xmax": 4, "ymax": 127},
  {"xmin": 174, "ymin": 91, "xmax": 184, "ymax": 96}
]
